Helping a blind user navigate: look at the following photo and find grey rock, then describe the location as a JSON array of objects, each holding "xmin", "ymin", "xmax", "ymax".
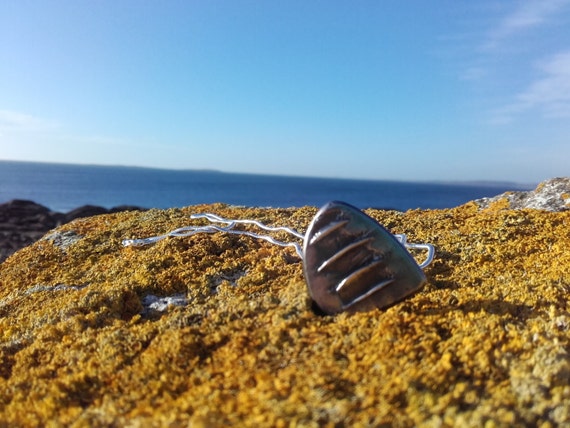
[
  {"xmin": 475, "ymin": 177, "xmax": 570, "ymax": 212},
  {"xmin": 141, "ymin": 294, "xmax": 188, "ymax": 316},
  {"xmin": 42, "ymin": 230, "xmax": 83, "ymax": 251}
]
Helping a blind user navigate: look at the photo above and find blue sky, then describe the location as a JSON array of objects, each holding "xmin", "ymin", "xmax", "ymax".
[{"xmin": 1, "ymin": 1, "xmax": 569, "ymax": 183}]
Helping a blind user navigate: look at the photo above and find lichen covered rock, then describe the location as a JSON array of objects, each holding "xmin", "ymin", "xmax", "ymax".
[
  {"xmin": 476, "ymin": 177, "xmax": 570, "ymax": 212},
  {"xmin": 0, "ymin": 202, "xmax": 569, "ymax": 426}
]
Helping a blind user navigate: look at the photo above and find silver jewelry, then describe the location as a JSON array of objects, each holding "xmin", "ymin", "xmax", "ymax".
[
  {"xmin": 303, "ymin": 201, "xmax": 433, "ymax": 314},
  {"xmin": 123, "ymin": 202, "xmax": 434, "ymax": 314}
]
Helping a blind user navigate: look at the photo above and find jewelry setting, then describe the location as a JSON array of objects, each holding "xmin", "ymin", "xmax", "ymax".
[{"xmin": 123, "ymin": 202, "xmax": 434, "ymax": 314}]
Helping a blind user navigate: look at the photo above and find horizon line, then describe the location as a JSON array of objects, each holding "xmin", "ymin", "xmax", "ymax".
[{"xmin": 0, "ymin": 158, "xmax": 538, "ymax": 189}]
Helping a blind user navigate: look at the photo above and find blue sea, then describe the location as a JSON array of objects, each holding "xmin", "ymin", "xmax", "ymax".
[{"xmin": 0, "ymin": 160, "xmax": 534, "ymax": 213}]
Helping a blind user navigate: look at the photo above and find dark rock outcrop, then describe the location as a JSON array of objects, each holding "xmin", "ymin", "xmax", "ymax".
[{"xmin": 0, "ymin": 200, "xmax": 144, "ymax": 263}]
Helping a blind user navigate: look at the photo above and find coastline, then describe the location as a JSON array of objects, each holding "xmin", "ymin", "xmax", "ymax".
[{"xmin": 0, "ymin": 160, "xmax": 536, "ymax": 213}]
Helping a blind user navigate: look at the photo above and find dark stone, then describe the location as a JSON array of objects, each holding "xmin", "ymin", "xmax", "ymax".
[
  {"xmin": 0, "ymin": 200, "xmax": 146, "ymax": 264},
  {"xmin": 0, "ymin": 199, "xmax": 59, "ymax": 228},
  {"xmin": 64, "ymin": 205, "xmax": 110, "ymax": 223}
]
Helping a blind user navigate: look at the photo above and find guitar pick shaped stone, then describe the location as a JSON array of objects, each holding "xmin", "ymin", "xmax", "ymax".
[{"xmin": 303, "ymin": 201, "xmax": 427, "ymax": 314}]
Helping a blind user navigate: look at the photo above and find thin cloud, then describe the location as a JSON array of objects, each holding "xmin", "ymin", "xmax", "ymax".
[
  {"xmin": 451, "ymin": 1, "xmax": 570, "ymax": 85},
  {"xmin": 518, "ymin": 51, "xmax": 570, "ymax": 117},
  {"xmin": 0, "ymin": 109, "xmax": 130, "ymax": 147},
  {"xmin": 0, "ymin": 110, "xmax": 59, "ymax": 132},
  {"xmin": 457, "ymin": 1, "xmax": 570, "ymax": 123},
  {"xmin": 484, "ymin": 0, "xmax": 570, "ymax": 49},
  {"xmin": 490, "ymin": 50, "xmax": 570, "ymax": 123}
]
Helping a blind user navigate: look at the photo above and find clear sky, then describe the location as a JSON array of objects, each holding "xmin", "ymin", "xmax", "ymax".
[{"xmin": 1, "ymin": 1, "xmax": 569, "ymax": 183}]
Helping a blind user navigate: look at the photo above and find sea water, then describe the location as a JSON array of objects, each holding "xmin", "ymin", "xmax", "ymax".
[{"xmin": 0, "ymin": 160, "xmax": 533, "ymax": 213}]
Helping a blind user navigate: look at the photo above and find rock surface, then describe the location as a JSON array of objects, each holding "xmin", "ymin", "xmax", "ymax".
[
  {"xmin": 0, "ymin": 200, "xmax": 144, "ymax": 263},
  {"xmin": 0, "ymin": 196, "xmax": 569, "ymax": 426},
  {"xmin": 475, "ymin": 177, "xmax": 570, "ymax": 211}
]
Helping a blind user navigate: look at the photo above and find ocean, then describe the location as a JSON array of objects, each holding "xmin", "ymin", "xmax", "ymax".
[{"xmin": 0, "ymin": 160, "xmax": 533, "ymax": 213}]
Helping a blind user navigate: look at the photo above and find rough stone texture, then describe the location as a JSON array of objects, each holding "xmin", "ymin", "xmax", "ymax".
[
  {"xmin": 475, "ymin": 177, "xmax": 570, "ymax": 212},
  {"xmin": 0, "ymin": 200, "xmax": 144, "ymax": 263},
  {"xmin": 0, "ymin": 200, "xmax": 569, "ymax": 427}
]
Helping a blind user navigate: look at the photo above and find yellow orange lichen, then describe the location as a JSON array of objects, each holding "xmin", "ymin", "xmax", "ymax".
[{"xmin": 0, "ymin": 203, "xmax": 569, "ymax": 426}]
